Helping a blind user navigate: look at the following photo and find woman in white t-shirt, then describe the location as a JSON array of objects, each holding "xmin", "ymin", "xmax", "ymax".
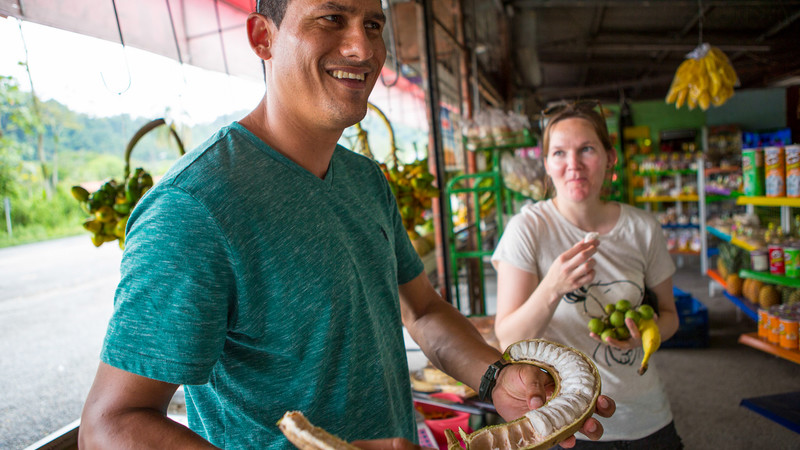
[{"xmin": 492, "ymin": 101, "xmax": 683, "ymax": 448}]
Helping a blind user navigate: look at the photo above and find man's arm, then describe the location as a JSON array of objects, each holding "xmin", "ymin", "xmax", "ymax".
[
  {"xmin": 79, "ymin": 362, "xmax": 218, "ymax": 449},
  {"xmin": 398, "ymin": 271, "xmax": 505, "ymax": 393}
]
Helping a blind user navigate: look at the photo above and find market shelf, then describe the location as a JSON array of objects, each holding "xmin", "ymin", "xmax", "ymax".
[
  {"xmin": 739, "ymin": 269, "xmax": 800, "ymax": 289},
  {"xmin": 635, "ymin": 195, "xmax": 699, "ymax": 203},
  {"xmin": 740, "ymin": 391, "xmax": 800, "ymax": 434},
  {"xmin": 736, "ymin": 196, "xmax": 800, "ymax": 208},
  {"xmin": 723, "ymin": 291, "xmax": 758, "ymax": 321},
  {"xmin": 706, "ymin": 225, "xmax": 757, "ymax": 251},
  {"xmin": 705, "ymin": 166, "xmax": 742, "ymax": 176},
  {"xmin": 739, "ymin": 332, "xmax": 800, "ymax": 365},
  {"xmin": 707, "ymin": 269, "xmax": 727, "ymax": 289},
  {"xmin": 661, "ymin": 223, "xmax": 700, "ymax": 230},
  {"xmin": 669, "ymin": 250, "xmax": 701, "ymax": 255},
  {"xmin": 636, "ymin": 169, "xmax": 697, "ymax": 176},
  {"xmin": 708, "ymin": 269, "xmax": 759, "ymax": 321}
]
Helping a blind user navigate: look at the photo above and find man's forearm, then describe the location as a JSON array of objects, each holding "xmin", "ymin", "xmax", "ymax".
[{"xmin": 404, "ymin": 299, "xmax": 503, "ymax": 392}]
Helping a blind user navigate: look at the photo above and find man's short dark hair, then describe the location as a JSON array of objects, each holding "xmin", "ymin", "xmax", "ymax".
[{"xmin": 258, "ymin": 0, "xmax": 290, "ymax": 28}]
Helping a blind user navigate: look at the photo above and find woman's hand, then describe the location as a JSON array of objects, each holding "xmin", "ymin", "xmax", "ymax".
[
  {"xmin": 541, "ymin": 239, "xmax": 598, "ymax": 298},
  {"xmin": 590, "ymin": 315, "xmax": 657, "ymax": 350}
]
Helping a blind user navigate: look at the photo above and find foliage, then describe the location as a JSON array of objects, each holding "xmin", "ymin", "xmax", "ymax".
[
  {"xmin": 0, "ymin": 185, "xmax": 85, "ymax": 248},
  {"xmin": 0, "ymin": 74, "xmax": 248, "ymax": 248}
]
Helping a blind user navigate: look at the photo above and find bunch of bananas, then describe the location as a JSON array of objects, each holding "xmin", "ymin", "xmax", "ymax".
[
  {"xmin": 71, "ymin": 167, "xmax": 153, "ymax": 249},
  {"xmin": 381, "ymin": 159, "xmax": 439, "ymax": 239},
  {"xmin": 666, "ymin": 44, "xmax": 738, "ymax": 110}
]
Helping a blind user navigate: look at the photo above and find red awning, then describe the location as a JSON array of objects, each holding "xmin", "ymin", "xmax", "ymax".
[{"xmin": 0, "ymin": 0, "xmax": 262, "ymax": 81}]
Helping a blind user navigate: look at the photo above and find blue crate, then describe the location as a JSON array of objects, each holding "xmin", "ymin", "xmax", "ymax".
[{"xmin": 662, "ymin": 290, "xmax": 710, "ymax": 349}]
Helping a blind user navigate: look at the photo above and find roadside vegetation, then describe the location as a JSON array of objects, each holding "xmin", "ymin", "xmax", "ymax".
[
  {"xmin": 0, "ymin": 73, "xmax": 427, "ymax": 250},
  {"xmin": 0, "ymin": 74, "xmax": 233, "ymax": 249}
]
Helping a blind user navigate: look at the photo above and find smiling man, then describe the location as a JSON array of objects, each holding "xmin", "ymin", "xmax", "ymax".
[{"xmin": 78, "ymin": 1, "xmax": 614, "ymax": 448}]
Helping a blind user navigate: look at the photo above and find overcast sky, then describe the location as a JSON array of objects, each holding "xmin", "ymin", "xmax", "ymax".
[{"xmin": 0, "ymin": 17, "xmax": 263, "ymax": 125}]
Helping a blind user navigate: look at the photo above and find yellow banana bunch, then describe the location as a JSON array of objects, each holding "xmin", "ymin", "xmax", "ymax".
[
  {"xmin": 637, "ymin": 318, "xmax": 661, "ymax": 375},
  {"xmin": 666, "ymin": 45, "xmax": 738, "ymax": 110}
]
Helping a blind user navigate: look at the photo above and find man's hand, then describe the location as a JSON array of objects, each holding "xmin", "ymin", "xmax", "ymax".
[
  {"xmin": 491, "ymin": 364, "xmax": 556, "ymax": 419},
  {"xmin": 490, "ymin": 364, "xmax": 616, "ymax": 445}
]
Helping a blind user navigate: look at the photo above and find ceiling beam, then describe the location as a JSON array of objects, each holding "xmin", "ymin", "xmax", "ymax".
[
  {"xmin": 540, "ymin": 43, "xmax": 770, "ymax": 53},
  {"xmin": 531, "ymin": 73, "xmax": 675, "ymax": 99}
]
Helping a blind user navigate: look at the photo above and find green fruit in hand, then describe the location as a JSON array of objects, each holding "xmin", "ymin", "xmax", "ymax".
[
  {"xmin": 616, "ymin": 299, "xmax": 631, "ymax": 312},
  {"xmin": 638, "ymin": 304, "xmax": 655, "ymax": 320},
  {"xmin": 609, "ymin": 310, "xmax": 626, "ymax": 328},
  {"xmin": 588, "ymin": 318, "xmax": 605, "ymax": 335},
  {"xmin": 600, "ymin": 328, "xmax": 617, "ymax": 341},
  {"xmin": 604, "ymin": 304, "xmax": 616, "ymax": 315},
  {"xmin": 616, "ymin": 326, "xmax": 631, "ymax": 340},
  {"xmin": 625, "ymin": 309, "xmax": 642, "ymax": 326}
]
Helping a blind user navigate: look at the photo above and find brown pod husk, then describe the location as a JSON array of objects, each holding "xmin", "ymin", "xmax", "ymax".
[{"xmin": 446, "ymin": 339, "xmax": 601, "ymax": 450}]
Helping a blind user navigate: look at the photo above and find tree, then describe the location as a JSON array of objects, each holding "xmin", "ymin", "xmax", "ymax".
[{"xmin": 0, "ymin": 75, "xmax": 34, "ymax": 200}]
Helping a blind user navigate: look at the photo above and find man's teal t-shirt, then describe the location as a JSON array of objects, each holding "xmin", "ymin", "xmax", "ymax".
[{"xmin": 101, "ymin": 122, "xmax": 424, "ymax": 448}]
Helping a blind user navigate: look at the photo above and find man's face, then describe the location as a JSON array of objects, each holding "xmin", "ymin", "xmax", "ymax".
[{"xmin": 267, "ymin": 0, "xmax": 387, "ymax": 131}]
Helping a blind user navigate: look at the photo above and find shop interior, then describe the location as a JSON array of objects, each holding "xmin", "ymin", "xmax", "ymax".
[{"xmin": 3, "ymin": 0, "xmax": 800, "ymax": 449}]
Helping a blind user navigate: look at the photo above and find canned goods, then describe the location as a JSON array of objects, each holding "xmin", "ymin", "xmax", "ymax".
[
  {"xmin": 784, "ymin": 246, "xmax": 800, "ymax": 278},
  {"xmin": 751, "ymin": 250, "xmax": 769, "ymax": 272},
  {"xmin": 769, "ymin": 244, "xmax": 785, "ymax": 275},
  {"xmin": 742, "ymin": 148, "xmax": 765, "ymax": 196},
  {"xmin": 765, "ymin": 146, "xmax": 786, "ymax": 197},
  {"xmin": 786, "ymin": 145, "xmax": 800, "ymax": 198},
  {"xmin": 768, "ymin": 307, "xmax": 781, "ymax": 345},
  {"xmin": 778, "ymin": 313, "xmax": 799, "ymax": 350},
  {"xmin": 758, "ymin": 308, "xmax": 770, "ymax": 340}
]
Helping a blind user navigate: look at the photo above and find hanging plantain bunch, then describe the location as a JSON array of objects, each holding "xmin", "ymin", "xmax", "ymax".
[
  {"xmin": 71, "ymin": 168, "xmax": 153, "ymax": 249},
  {"xmin": 666, "ymin": 43, "xmax": 739, "ymax": 111}
]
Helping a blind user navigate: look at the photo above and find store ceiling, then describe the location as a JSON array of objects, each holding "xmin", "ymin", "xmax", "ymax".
[
  {"xmin": 2, "ymin": 0, "xmax": 799, "ymax": 115},
  {"xmin": 474, "ymin": 0, "xmax": 800, "ymax": 110}
]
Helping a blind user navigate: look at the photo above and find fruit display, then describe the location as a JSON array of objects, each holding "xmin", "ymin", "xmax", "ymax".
[
  {"xmin": 445, "ymin": 339, "xmax": 600, "ymax": 450},
  {"xmin": 381, "ymin": 158, "xmax": 439, "ymax": 242},
  {"xmin": 665, "ymin": 43, "xmax": 738, "ymax": 110},
  {"xmin": 586, "ymin": 299, "xmax": 660, "ymax": 376},
  {"xmin": 350, "ymin": 103, "xmax": 439, "ymax": 250},
  {"xmin": 71, "ymin": 169, "xmax": 153, "ymax": 249}
]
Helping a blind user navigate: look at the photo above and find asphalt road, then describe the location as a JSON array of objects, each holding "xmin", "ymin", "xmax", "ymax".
[{"xmin": 0, "ymin": 235, "xmax": 121, "ymax": 449}]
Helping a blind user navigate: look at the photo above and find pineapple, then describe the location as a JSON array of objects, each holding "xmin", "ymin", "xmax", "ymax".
[
  {"xmin": 742, "ymin": 278, "xmax": 752, "ymax": 300},
  {"xmin": 726, "ymin": 274, "xmax": 743, "ymax": 296},
  {"xmin": 747, "ymin": 279, "xmax": 764, "ymax": 303},
  {"xmin": 717, "ymin": 256, "xmax": 728, "ymax": 279},
  {"xmin": 758, "ymin": 284, "xmax": 781, "ymax": 309},
  {"xmin": 789, "ymin": 289, "xmax": 800, "ymax": 305}
]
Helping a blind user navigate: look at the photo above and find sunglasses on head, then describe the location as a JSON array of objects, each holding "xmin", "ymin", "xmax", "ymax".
[{"xmin": 539, "ymin": 99, "xmax": 604, "ymax": 131}]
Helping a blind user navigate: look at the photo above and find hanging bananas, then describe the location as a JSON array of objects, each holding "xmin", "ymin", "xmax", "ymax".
[{"xmin": 666, "ymin": 44, "xmax": 738, "ymax": 111}]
